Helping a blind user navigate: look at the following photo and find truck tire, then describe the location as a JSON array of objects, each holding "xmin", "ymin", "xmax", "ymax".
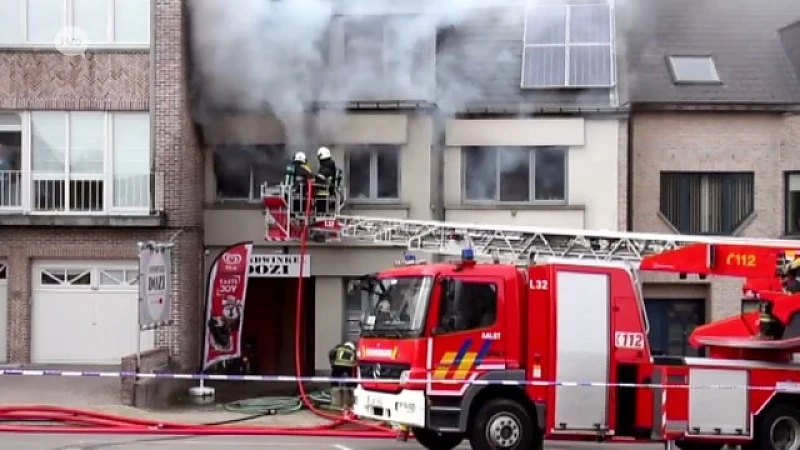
[
  {"xmin": 469, "ymin": 398, "xmax": 536, "ymax": 450},
  {"xmin": 755, "ymin": 403, "xmax": 800, "ymax": 450},
  {"xmin": 411, "ymin": 427, "xmax": 463, "ymax": 450}
]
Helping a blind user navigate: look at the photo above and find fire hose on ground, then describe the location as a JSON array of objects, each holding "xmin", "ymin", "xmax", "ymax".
[{"xmin": 0, "ymin": 182, "xmax": 397, "ymax": 439}]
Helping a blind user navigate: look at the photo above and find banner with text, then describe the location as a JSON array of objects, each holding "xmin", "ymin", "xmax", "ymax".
[
  {"xmin": 138, "ymin": 242, "xmax": 173, "ymax": 330},
  {"xmin": 202, "ymin": 241, "xmax": 253, "ymax": 371},
  {"xmin": 249, "ymin": 254, "xmax": 311, "ymax": 278}
]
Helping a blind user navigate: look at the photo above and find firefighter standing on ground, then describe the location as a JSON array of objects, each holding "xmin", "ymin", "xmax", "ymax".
[
  {"xmin": 328, "ymin": 341, "xmax": 357, "ymax": 408},
  {"xmin": 282, "ymin": 152, "xmax": 314, "ymax": 216},
  {"xmin": 314, "ymin": 146, "xmax": 341, "ymax": 215}
]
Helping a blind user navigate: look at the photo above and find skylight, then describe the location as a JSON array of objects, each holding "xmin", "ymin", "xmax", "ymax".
[{"xmin": 667, "ymin": 56, "xmax": 721, "ymax": 84}]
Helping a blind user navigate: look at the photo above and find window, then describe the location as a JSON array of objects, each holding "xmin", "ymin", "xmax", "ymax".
[
  {"xmin": 0, "ymin": 0, "xmax": 150, "ymax": 46},
  {"xmin": 667, "ymin": 56, "xmax": 721, "ymax": 84},
  {"xmin": 328, "ymin": 15, "xmax": 436, "ymax": 101},
  {"xmin": 438, "ymin": 280, "xmax": 498, "ymax": 333},
  {"xmin": 345, "ymin": 145, "xmax": 400, "ymax": 201},
  {"xmin": 522, "ymin": 1, "xmax": 614, "ymax": 88},
  {"xmin": 786, "ymin": 172, "xmax": 800, "ymax": 235},
  {"xmin": 741, "ymin": 299, "xmax": 760, "ymax": 314},
  {"xmin": 660, "ymin": 172, "xmax": 754, "ymax": 235},
  {"xmin": 0, "ymin": 113, "xmax": 22, "ymax": 208},
  {"xmin": 214, "ymin": 145, "xmax": 287, "ymax": 202},
  {"xmin": 644, "ymin": 298, "xmax": 705, "ymax": 357},
  {"xmin": 343, "ymin": 278, "xmax": 370, "ymax": 343},
  {"xmin": 30, "ymin": 111, "xmax": 152, "ymax": 213},
  {"xmin": 40, "ymin": 267, "xmax": 92, "ymax": 286},
  {"xmin": 462, "ymin": 146, "xmax": 567, "ymax": 203},
  {"xmin": 0, "ymin": 264, "xmax": 7, "ymax": 280}
]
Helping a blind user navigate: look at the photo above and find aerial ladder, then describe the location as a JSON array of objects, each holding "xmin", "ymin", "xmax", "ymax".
[{"xmin": 261, "ymin": 182, "xmax": 800, "ymax": 358}]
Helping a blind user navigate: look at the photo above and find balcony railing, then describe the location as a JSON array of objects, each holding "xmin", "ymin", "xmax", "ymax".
[{"xmin": 0, "ymin": 170, "xmax": 164, "ymax": 215}]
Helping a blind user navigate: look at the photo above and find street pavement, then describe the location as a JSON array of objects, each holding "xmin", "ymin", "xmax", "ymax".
[{"xmin": 0, "ymin": 434, "xmax": 668, "ymax": 449}]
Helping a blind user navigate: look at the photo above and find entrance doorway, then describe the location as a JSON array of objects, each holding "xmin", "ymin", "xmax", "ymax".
[
  {"xmin": 241, "ymin": 277, "xmax": 315, "ymax": 377},
  {"xmin": 644, "ymin": 298, "xmax": 706, "ymax": 357}
]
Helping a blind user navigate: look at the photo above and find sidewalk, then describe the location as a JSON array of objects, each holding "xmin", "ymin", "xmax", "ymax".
[{"xmin": 0, "ymin": 366, "xmax": 343, "ymax": 428}]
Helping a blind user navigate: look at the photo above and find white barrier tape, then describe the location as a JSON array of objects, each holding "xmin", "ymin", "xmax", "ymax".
[{"xmin": 0, "ymin": 369, "xmax": 793, "ymax": 392}]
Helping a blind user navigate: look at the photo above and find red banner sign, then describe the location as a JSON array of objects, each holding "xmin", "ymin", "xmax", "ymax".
[{"xmin": 202, "ymin": 241, "xmax": 253, "ymax": 371}]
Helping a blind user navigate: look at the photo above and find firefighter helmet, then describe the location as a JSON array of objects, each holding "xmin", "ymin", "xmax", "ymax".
[
  {"xmin": 317, "ymin": 146, "xmax": 331, "ymax": 160},
  {"xmin": 787, "ymin": 258, "xmax": 800, "ymax": 274},
  {"xmin": 293, "ymin": 151, "xmax": 307, "ymax": 163}
]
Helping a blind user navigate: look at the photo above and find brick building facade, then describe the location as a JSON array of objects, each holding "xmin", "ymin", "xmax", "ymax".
[
  {"xmin": 0, "ymin": 0, "xmax": 203, "ymax": 369},
  {"xmin": 624, "ymin": 0, "xmax": 800, "ymax": 356}
]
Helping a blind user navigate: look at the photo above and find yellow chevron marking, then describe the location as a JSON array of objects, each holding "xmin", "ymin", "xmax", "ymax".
[
  {"xmin": 433, "ymin": 352, "xmax": 457, "ymax": 380},
  {"xmin": 452, "ymin": 352, "xmax": 477, "ymax": 380}
]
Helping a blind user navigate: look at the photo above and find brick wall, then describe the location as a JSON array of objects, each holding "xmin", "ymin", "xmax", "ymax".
[
  {"xmin": 0, "ymin": 0, "xmax": 205, "ymax": 369},
  {"xmin": 0, "ymin": 51, "xmax": 149, "ymax": 109},
  {"xmin": 632, "ymin": 111, "xmax": 792, "ymax": 320},
  {"xmin": 153, "ymin": 0, "xmax": 204, "ymax": 369}
]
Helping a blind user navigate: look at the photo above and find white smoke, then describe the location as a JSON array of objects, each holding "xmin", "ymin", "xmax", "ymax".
[{"xmin": 187, "ymin": 0, "xmax": 518, "ymax": 149}]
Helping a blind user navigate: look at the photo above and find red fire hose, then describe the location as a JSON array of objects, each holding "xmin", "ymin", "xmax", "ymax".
[{"xmin": 0, "ymin": 181, "xmax": 395, "ymax": 438}]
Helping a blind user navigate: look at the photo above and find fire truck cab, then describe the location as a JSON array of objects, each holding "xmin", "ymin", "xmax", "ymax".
[{"xmin": 352, "ymin": 248, "xmax": 800, "ymax": 450}]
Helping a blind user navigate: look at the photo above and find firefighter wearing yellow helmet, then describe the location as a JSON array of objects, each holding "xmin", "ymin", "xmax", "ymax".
[{"xmin": 782, "ymin": 257, "xmax": 800, "ymax": 294}]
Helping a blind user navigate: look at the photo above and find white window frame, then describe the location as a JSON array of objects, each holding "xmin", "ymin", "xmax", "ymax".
[
  {"xmin": 521, "ymin": 1, "xmax": 616, "ymax": 88},
  {"xmin": 344, "ymin": 145, "xmax": 401, "ymax": 202},
  {"xmin": 461, "ymin": 146, "xmax": 569, "ymax": 204},
  {"xmin": 0, "ymin": 0, "xmax": 150, "ymax": 49},
  {"xmin": 0, "ymin": 114, "xmax": 24, "ymax": 212},
  {"xmin": 34, "ymin": 261, "xmax": 138, "ymax": 291},
  {"xmin": 666, "ymin": 55, "xmax": 721, "ymax": 85},
  {"xmin": 14, "ymin": 110, "xmax": 151, "ymax": 216}
]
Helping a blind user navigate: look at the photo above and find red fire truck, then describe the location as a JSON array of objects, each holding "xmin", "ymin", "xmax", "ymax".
[{"xmin": 261, "ymin": 185, "xmax": 800, "ymax": 450}]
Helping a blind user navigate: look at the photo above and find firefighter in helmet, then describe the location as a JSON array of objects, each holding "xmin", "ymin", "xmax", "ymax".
[
  {"xmin": 282, "ymin": 152, "xmax": 314, "ymax": 217},
  {"xmin": 782, "ymin": 258, "xmax": 800, "ymax": 294},
  {"xmin": 328, "ymin": 341, "xmax": 357, "ymax": 385},
  {"xmin": 328, "ymin": 341, "xmax": 357, "ymax": 408},
  {"xmin": 314, "ymin": 146, "xmax": 342, "ymax": 215}
]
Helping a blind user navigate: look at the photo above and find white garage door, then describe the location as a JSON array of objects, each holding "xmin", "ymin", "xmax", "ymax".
[
  {"xmin": 32, "ymin": 262, "xmax": 155, "ymax": 365},
  {"xmin": 0, "ymin": 263, "xmax": 7, "ymax": 363}
]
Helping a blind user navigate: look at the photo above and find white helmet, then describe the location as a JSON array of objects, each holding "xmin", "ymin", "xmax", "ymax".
[
  {"xmin": 344, "ymin": 341, "xmax": 356, "ymax": 351},
  {"xmin": 293, "ymin": 151, "xmax": 307, "ymax": 163},
  {"xmin": 317, "ymin": 146, "xmax": 331, "ymax": 160}
]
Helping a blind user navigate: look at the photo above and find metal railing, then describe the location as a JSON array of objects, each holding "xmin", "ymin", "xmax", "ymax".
[
  {"xmin": 0, "ymin": 170, "xmax": 164, "ymax": 214},
  {"xmin": 261, "ymin": 181, "xmax": 348, "ymax": 217}
]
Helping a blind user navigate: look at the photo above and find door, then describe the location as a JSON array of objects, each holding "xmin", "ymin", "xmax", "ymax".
[
  {"xmin": 0, "ymin": 263, "xmax": 7, "ymax": 363},
  {"xmin": 32, "ymin": 262, "xmax": 155, "ymax": 364},
  {"xmin": 429, "ymin": 275, "xmax": 505, "ymax": 396},
  {"xmin": 644, "ymin": 298, "xmax": 705, "ymax": 357}
]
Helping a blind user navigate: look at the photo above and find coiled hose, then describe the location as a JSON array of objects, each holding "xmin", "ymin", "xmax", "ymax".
[{"xmin": 223, "ymin": 390, "xmax": 338, "ymax": 414}]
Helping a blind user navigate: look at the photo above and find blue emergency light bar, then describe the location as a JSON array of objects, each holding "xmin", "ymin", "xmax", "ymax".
[{"xmin": 461, "ymin": 247, "xmax": 475, "ymax": 261}]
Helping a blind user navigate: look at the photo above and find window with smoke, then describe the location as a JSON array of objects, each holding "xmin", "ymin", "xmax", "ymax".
[
  {"xmin": 463, "ymin": 146, "xmax": 567, "ymax": 203},
  {"xmin": 214, "ymin": 145, "xmax": 288, "ymax": 201}
]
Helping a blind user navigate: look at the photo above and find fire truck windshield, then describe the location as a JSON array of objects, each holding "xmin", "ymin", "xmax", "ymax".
[{"xmin": 359, "ymin": 276, "xmax": 433, "ymax": 338}]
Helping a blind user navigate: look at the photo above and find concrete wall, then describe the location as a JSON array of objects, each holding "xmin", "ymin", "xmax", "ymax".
[
  {"xmin": 443, "ymin": 118, "xmax": 623, "ymax": 230},
  {"xmin": 632, "ymin": 112, "xmax": 798, "ymax": 320}
]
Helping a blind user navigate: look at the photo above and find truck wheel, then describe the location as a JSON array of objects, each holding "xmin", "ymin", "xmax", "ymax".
[
  {"xmin": 755, "ymin": 403, "xmax": 800, "ymax": 450},
  {"xmin": 470, "ymin": 398, "xmax": 536, "ymax": 450},
  {"xmin": 411, "ymin": 427, "xmax": 463, "ymax": 450}
]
